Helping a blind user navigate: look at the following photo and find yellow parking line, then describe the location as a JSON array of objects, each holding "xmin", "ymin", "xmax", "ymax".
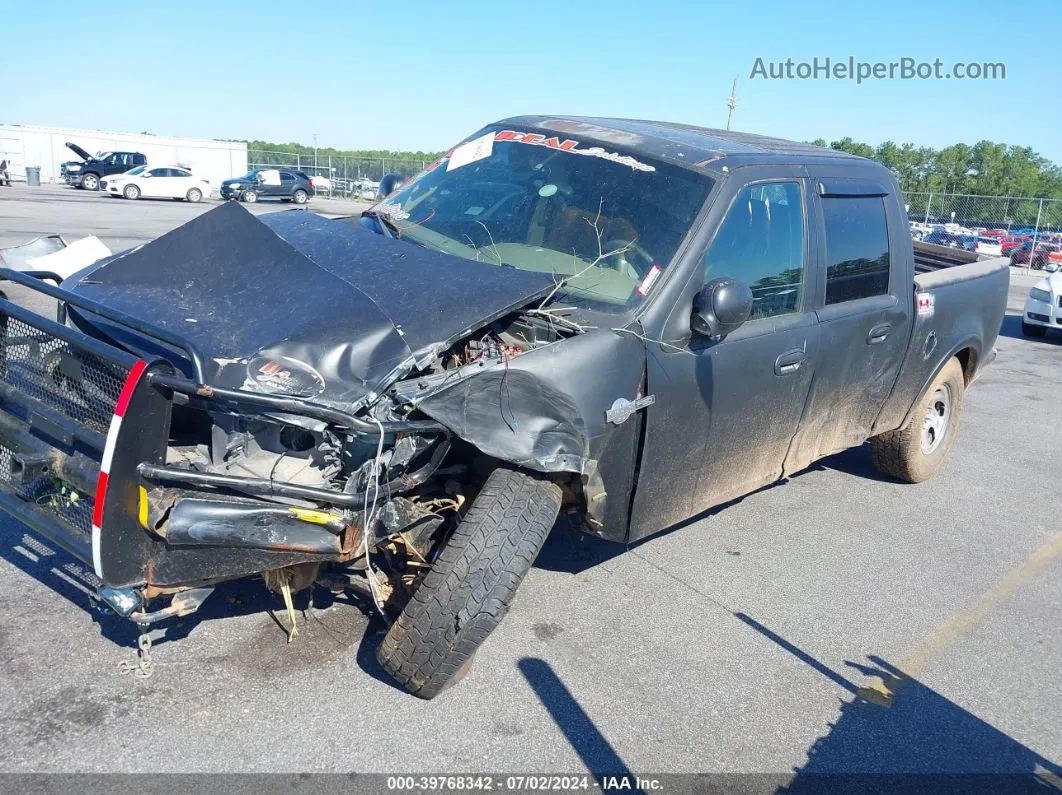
[{"xmin": 860, "ymin": 531, "xmax": 1062, "ymax": 705}]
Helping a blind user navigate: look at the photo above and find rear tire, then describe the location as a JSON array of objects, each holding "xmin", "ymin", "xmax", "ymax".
[
  {"xmin": 292, "ymin": 189, "xmax": 308, "ymax": 204},
  {"xmin": 81, "ymin": 173, "xmax": 100, "ymax": 191},
  {"xmin": 377, "ymin": 466, "xmax": 562, "ymax": 699},
  {"xmin": 1022, "ymin": 321, "xmax": 1047, "ymax": 338},
  {"xmin": 186, "ymin": 187, "xmax": 202, "ymax": 203},
  {"xmin": 242, "ymin": 189, "xmax": 258, "ymax": 203},
  {"xmin": 123, "ymin": 184, "xmax": 140, "ymax": 200},
  {"xmin": 871, "ymin": 357, "xmax": 965, "ymax": 483}
]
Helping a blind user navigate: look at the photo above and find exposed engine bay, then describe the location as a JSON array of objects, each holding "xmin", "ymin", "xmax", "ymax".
[{"xmin": 140, "ymin": 309, "xmax": 580, "ymax": 624}]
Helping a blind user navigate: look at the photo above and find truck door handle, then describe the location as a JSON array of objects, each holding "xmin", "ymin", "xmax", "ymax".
[
  {"xmin": 868, "ymin": 323, "xmax": 892, "ymax": 344},
  {"xmin": 775, "ymin": 349, "xmax": 807, "ymax": 376}
]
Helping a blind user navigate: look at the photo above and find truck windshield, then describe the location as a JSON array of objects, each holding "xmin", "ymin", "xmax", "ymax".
[{"xmin": 374, "ymin": 127, "xmax": 713, "ymax": 311}]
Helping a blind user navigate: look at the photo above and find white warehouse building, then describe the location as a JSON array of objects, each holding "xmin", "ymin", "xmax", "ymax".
[{"xmin": 0, "ymin": 124, "xmax": 247, "ymax": 187}]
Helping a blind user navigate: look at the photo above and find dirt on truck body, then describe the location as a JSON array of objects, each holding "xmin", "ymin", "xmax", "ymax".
[{"xmin": 0, "ymin": 116, "xmax": 1007, "ymax": 697}]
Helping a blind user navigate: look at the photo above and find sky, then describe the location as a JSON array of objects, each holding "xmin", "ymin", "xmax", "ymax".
[{"xmin": 2, "ymin": 0, "xmax": 1060, "ymax": 162}]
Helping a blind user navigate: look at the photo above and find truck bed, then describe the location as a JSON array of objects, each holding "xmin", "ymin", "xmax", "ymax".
[
  {"xmin": 913, "ymin": 239, "xmax": 980, "ymax": 273},
  {"xmin": 873, "ymin": 253, "xmax": 1009, "ymax": 436}
]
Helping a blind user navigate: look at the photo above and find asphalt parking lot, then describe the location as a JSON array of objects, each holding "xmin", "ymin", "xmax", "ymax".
[{"xmin": 0, "ymin": 185, "xmax": 1059, "ymax": 781}]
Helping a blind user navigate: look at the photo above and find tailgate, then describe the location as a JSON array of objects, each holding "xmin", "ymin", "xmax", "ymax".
[{"xmin": 0, "ymin": 282, "xmax": 172, "ymax": 585}]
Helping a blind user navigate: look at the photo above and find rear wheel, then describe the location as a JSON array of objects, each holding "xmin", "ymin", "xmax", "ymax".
[
  {"xmin": 292, "ymin": 189, "xmax": 308, "ymax": 204},
  {"xmin": 81, "ymin": 173, "xmax": 100, "ymax": 191},
  {"xmin": 242, "ymin": 189, "xmax": 258, "ymax": 203},
  {"xmin": 186, "ymin": 187, "xmax": 203, "ymax": 203},
  {"xmin": 377, "ymin": 466, "xmax": 562, "ymax": 699},
  {"xmin": 1022, "ymin": 321, "xmax": 1047, "ymax": 338},
  {"xmin": 123, "ymin": 184, "xmax": 140, "ymax": 200},
  {"xmin": 871, "ymin": 358, "xmax": 965, "ymax": 483}
]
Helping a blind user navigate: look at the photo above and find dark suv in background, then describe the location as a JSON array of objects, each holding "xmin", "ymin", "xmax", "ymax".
[
  {"xmin": 62, "ymin": 143, "xmax": 147, "ymax": 190},
  {"xmin": 220, "ymin": 169, "xmax": 315, "ymax": 204}
]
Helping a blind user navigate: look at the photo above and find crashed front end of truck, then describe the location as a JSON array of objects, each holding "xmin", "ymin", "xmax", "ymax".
[{"xmin": 0, "ymin": 202, "xmax": 642, "ymax": 633}]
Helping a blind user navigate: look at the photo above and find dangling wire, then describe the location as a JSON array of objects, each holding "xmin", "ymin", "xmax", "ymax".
[
  {"xmin": 362, "ymin": 416, "xmax": 389, "ymax": 620},
  {"xmin": 498, "ymin": 350, "xmax": 519, "ymax": 432}
]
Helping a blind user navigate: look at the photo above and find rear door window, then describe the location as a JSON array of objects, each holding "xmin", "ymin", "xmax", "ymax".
[{"xmin": 822, "ymin": 197, "xmax": 891, "ymax": 305}]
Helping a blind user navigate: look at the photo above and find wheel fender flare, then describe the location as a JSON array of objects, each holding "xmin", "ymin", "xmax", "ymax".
[{"xmin": 899, "ymin": 335, "xmax": 979, "ymax": 429}]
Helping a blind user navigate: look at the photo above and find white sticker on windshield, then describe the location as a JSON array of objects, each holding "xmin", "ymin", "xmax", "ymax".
[
  {"xmin": 464, "ymin": 206, "xmax": 485, "ymax": 216},
  {"xmin": 636, "ymin": 265, "xmax": 662, "ymax": 296},
  {"xmin": 447, "ymin": 131, "xmax": 495, "ymax": 172}
]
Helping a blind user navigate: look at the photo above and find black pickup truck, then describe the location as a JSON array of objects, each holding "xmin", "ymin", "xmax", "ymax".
[
  {"xmin": 62, "ymin": 143, "xmax": 147, "ymax": 190},
  {"xmin": 0, "ymin": 117, "xmax": 1007, "ymax": 697}
]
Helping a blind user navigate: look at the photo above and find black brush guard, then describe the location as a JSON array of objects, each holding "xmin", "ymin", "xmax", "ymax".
[{"xmin": 0, "ymin": 269, "xmax": 444, "ymax": 592}]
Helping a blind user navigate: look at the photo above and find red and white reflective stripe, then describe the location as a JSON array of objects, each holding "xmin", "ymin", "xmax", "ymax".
[{"xmin": 91, "ymin": 359, "xmax": 148, "ymax": 578}]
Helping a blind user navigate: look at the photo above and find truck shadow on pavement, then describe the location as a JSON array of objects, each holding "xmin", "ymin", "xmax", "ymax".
[{"xmin": 735, "ymin": 612, "xmax": 1062, "ymax": 791}]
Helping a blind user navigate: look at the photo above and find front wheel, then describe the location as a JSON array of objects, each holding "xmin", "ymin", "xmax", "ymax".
[
  {"xmin": 241, "ymin": 189, "xmax": 258, "ymax": 203},
  {"xmin": 1022, "ymin": 321, "xmax": 1047, "ymax": 338},
  {"xmin": 377, "ymin": 466, "xmax": 562, "ymax": 699},
  {"xmin": 292, "ymin": 189, "xmax": 308, "ymax": 204},
  {"xmin": 186, "ymin": 187, "xmax": 203, "ymax": 203},
  {"xmin": 871, "ymin": 357, "xmax": 965, "ymax": 483},
  {"xmin": 123, "ymin": 184, "xmax": 140, "ymax": 200},
  {"xmin": 81, "ymin": 173, "xmax": 100, "ymax": 191}
]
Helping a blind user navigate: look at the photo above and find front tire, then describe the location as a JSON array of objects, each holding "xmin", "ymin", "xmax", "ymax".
[
  {"xmin": 81, "ymin": 173, "xmax": 100, "ymax": 191},
  {"xmin": 123, "ymin": 184, "xmax": 140, "ymax": 200},
  {"xmin": 1022, "ymin": 321, "xmax": 1047, "ymax": 338},
  {"xmin": 292, "ymin": 189, "xmax": 308, "ymax": 204},
  {"xmin": 241, "ymin": 189, "xmax": 258, "ymax": 203},
  {"xmin": 871, "ymin": 357, "xmax": 965, "ymax": 483},
  {"xmin": 377, "ymin": 466, "xmax": 562, "ymax": 699},
  {"xmin": 186, "ymin": 187, "xmax": 203, "ymax": 203}
]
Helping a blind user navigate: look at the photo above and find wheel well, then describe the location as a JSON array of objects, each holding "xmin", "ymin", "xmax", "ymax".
[{"xmin": 955, "ymin": 347, "xmax": 977, "ymax": 384}]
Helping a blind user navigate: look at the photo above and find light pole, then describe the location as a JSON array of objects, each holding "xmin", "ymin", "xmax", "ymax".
[{"xmin": 313, "ymin": 133, "xmax": 318, "ymax": 174}]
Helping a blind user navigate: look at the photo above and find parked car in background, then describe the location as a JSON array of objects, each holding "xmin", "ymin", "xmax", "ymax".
[
  {"xmin": 101, "ymin": 166, "xmax": 211, "ymax": 202},
  {"xmin": 1011, "ymin": 241, "xmax": 1058, "ymax": 269},
  {"xmin": 1022, "ymin": 271, "xmax": 1062, "ymax": 336},
  {"xmin": 63, "ymin": 143, "xmax": 147, "ymax": 190},
  {"xmin": 1000, "ymin": 236, "xmax": 1029, "ymax": 255},
  {"xmin": 974, "ymin": 235, "xmax": 1003, "ymax": 257},
  {"xmin": 923, "ymin": 231, "xmax": 974, "ymax": 250},
  {"xmin": 220, "ymin": 169, "xmax": 314, "ymax": 204}
]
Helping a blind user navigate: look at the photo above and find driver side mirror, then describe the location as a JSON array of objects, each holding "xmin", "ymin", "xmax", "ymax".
[{"xmin": 691, "ymin": 277, "xmax": 754, "ymax": 340}]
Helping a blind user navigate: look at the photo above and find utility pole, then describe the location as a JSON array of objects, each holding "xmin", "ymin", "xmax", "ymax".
[
  {"xmin": 313, "ymin": 133, "xmax": 318, "ymax": 173},
  {"xmin": 726, "ymin": 78, "xmax": 738, "ymax": 130}
]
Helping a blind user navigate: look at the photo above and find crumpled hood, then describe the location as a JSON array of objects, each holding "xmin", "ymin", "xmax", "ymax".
[{"xmin": 67, "ymin": 202, "xmax": 554, "ymax": 407}]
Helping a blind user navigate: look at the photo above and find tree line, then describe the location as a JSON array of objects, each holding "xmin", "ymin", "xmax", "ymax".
[
  {"xmin": 246, "ymin": 139, "xmax": 442, "ymax": 165},
  {"xmin": 810, "ymin": 137, "xmax": 1062, "ymax": 199},
  {"xmin": 245, "ymin": 135, "xmax": 1062, "ymax": 200}
]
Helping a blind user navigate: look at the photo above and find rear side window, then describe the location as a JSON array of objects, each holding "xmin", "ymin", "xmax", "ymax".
[
  {"xmin": 703, "ymin": 181, "xmax": 805, "ymax": 320},
  {"xmin": 822, "ymin": 197, "xmax": 890, "ymax": 305}
]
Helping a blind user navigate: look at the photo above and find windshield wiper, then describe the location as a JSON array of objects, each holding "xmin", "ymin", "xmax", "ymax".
[{"xmin": 362, "ymin": 208, "xmax": 401, "ymax": 239}]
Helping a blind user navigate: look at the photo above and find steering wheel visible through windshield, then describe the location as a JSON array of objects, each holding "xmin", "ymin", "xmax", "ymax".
[{"xmin": 370, "ymin": 127, "xmax": 714, "ymax": 312}]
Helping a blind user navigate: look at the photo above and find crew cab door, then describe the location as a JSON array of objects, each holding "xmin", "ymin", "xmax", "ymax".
[
  {"xmin": 783, "ymin": 177, "xmax": 912, "ymax": 472},
  {"xmin": 629, "ymin": 170, "xmax": 821, "ymax": 538}
]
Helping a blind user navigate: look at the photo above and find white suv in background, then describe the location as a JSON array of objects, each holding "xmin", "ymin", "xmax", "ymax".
[
  {"xmin": 101, "ymin": 166, "xmax": 211, "ymax": 202},
  {"xmin": 1023, "ymin": 271, "xmax": 1062, "ymax": 337}
]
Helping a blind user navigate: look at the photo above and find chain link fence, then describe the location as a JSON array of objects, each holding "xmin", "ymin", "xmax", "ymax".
[
  {"xmin": 247, "ymin": 148, "xmax": 432, "ymax": 199},
  {"xmin": 905, "ymin": 191, "xmax": 1062, "ymax": 236}
]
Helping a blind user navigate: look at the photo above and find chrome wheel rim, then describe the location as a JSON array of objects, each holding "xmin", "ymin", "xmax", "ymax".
[{"xmin": 921, "ymin": 384, "xmax": 951, "ymax": 455}]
